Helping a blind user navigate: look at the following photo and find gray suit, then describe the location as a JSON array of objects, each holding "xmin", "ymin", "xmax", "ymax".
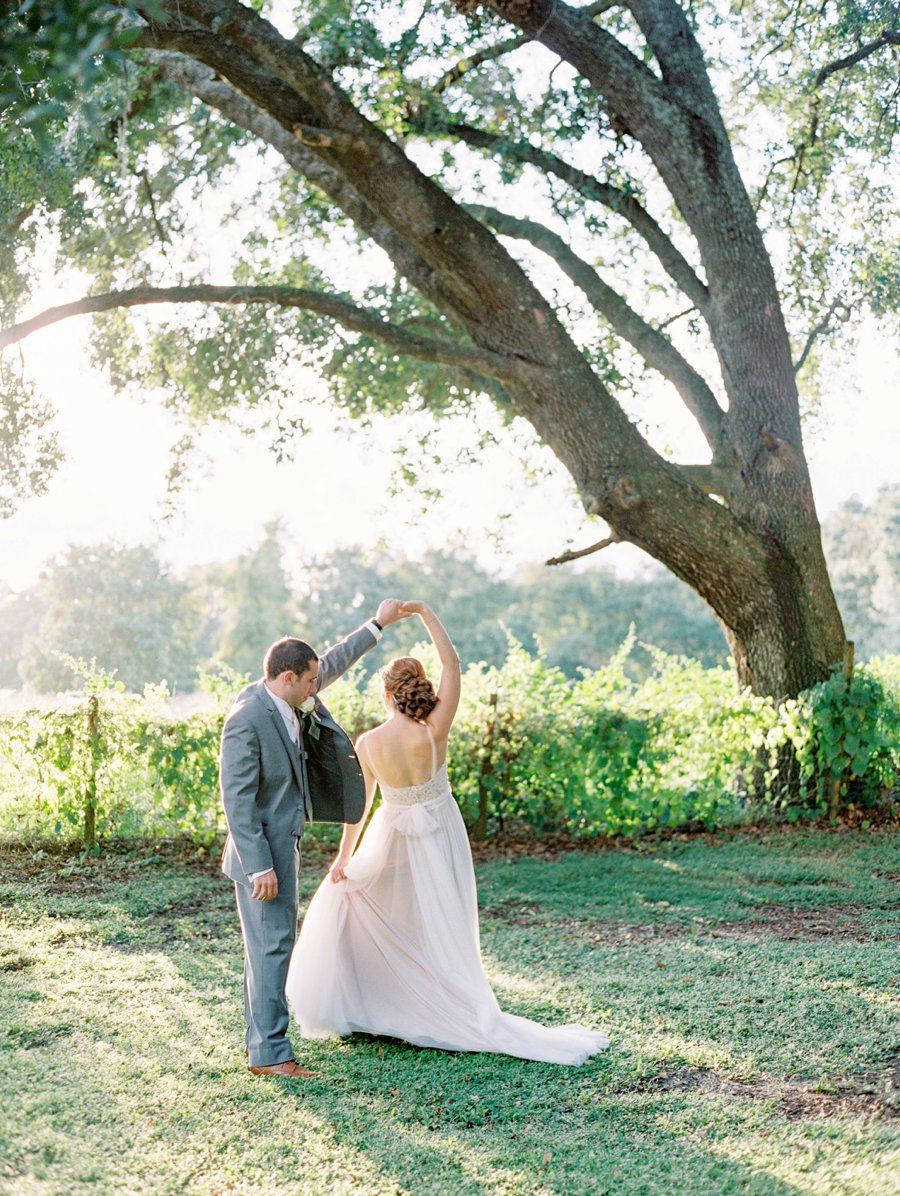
[{"xmin": 219, "ymin": 623, "xmax": 377, "ymax": 1066}]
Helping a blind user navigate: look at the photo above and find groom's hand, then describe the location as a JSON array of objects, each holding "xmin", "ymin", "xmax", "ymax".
[
  {"xmin": 374, "ymin": 598, "xmax": 413, "ymax": 627},
  {"xmin": 251, "ymin": 870, "xmax": 278, "ymax": 901}
]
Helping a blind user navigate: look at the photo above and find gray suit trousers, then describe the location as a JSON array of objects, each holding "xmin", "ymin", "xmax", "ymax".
[{"xmin": 234, "ymin": 839, "xmax": 300, "ymax": 1067}]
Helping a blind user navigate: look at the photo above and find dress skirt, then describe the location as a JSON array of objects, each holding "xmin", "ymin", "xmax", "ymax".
[{"xmin": 286, "ymin": 778, "xmax": 609, "ymax": 1065}]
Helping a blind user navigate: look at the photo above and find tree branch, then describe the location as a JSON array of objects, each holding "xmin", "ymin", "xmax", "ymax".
[
  {"xmin": 141, "ymin": 4, "xmax": 569, "ymax": 354},
  {"xmin": 467, "ymin": 203, "xmax": 725, "ymax": 454},
  {"xmin": 546, "ymin": 533, "xmax": 619, "ymax": 566},
  {"xmin": 793, "ymin": 298, "xmax": 850, "ymax": 374},
  {"xmin": 814, "ymin": 30, "xmax": 900, "ymax": 88},
  {"xmin": 480, "ymin": 0, "xmax": 801, "ymax": 443},
  {"xmin": 141, "ymin": 49, "xmax": 452, "ymax": 314},
  {"xmin": 583, "ymin": 0, "xmax": 623, "ymax": 15},
  {"xmin": 481, "ymin": 0, "xmax": 739, "ymax": 255},
  {"xmin": 0, "ymin": 203, "xmax": 36, "ymax": 241},
  {"xmin": 292, "ymin": 123, "xmax": 365, "ymax": 151},
  {"xmin": 433, "ymin": 3, "xmax": 624, "ymax": 92},
  {"xmin": 138, "ymin": 169, "xmax": 170, "ymax": 244},
  {"xmin": 125, "ymin": 1, "xmax": 755, "ymax": 577},
  {"xmin": 657, "ymin": 305, "xmax": 696, "ymax": 329},
  {"xmin": 0, "ymin": 285, "xmax": 525, "ymax": 379},
  {"xmin": 678, "ymin": 463, "xmax": 729, "ymax": 498},
  {"xmin": 434, "ymin": 32, "xmax": 529, "ymax": 92},
  {"xmin": 413, "ymin": 116, "xmax": 710, "ymax": 316}
]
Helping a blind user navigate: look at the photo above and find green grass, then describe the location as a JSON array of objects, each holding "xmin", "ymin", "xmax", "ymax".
[{"xmin": 1, "ymin": 828, "xmax": 898, "ymax": 1194}]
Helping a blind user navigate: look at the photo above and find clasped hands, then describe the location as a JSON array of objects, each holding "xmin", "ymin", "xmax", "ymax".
[{"xmin": 374, "ymin": 597, "xmax": 419, "ymax": 626}]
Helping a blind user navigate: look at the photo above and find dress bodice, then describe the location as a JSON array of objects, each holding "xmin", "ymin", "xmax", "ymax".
[
  {"xmin": 380, "ymin": 763, "xmax": 451, "ymax": 807},
  {"xmin": 360, "ymin": 724, "xmax": 451, "ymax": 808}
]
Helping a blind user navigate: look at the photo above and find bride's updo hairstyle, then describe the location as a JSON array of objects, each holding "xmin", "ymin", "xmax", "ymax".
[{"xmin": 382, "ymin": 657, "xmax": 438, "ymax": 722}]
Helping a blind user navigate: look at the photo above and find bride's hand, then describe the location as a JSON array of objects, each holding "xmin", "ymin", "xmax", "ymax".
[
  {"xmin": 330, "ymin": 855, "xmax": 350, "ymax": 883},
  {"xmin": 374, "ymin": 598, "xmax": 414, "ymax": 626},
  {"xmin": 399, "ymin": 600, "xmax": 433, "ymax": 618}
]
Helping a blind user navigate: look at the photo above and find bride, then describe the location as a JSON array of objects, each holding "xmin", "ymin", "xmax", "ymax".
[{"xmin": 286, "ymin": 601, "xmax": 609, "ymax": 1065}]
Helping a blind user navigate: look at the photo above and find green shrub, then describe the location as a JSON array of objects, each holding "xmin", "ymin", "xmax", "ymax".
[
  {"xmin": 1, "ymin": 645, "xmax": 897, "ymax": 847},
  {"xmin": 778, "ymin": 664, "xmax": 900, "ymax": 810}
]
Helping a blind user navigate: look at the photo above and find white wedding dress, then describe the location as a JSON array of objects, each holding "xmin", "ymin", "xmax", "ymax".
[{"xmin": 286, "ymin": 727, "xmax": 609, "ymax": 1065}]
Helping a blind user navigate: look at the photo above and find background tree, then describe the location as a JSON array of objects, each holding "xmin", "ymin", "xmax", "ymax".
[
  {"xmin": 296, "ymin": 545, "xmax": 517, "ymax": 669},
  {"xmin": 19, "ymin": 542, "xmax": 200, "ymax": 692},
  {"xmin": 187, "ymin": 520, "xmax": 295, "ymax": 677},
  {"xmin": 506, "ymin": 562, "xmax": 729, "ymax": 675},
  {"xmin": 282, "ymin": 542, "xmax": 729, "ymax": 675},
  {"xmin": 822, "ymin": 485, "xmax": 900, "ymax": 660},
  {"xmin": 0, "ymin": 582, "xmax": 44, "ymax": 689},
  {"xmin": 1, "ymin": 537, "xmax": 731, "ymax": 690},
  {"xmin": 2, "ymin": 0, "xmax": 898, "ymax": 699}
]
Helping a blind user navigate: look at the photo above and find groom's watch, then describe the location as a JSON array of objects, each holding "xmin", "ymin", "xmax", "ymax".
[{"xmin": 371, "ymin": 618, "xmax": 383, "ymax": 631}]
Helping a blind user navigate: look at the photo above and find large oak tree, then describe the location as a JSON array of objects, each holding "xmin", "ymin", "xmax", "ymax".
[{"xmin": 2, "ymin": 1, "xmax": 898, "ymax": 698}]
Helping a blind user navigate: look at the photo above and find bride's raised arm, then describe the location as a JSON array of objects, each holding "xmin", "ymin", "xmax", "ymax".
[{"xmin": 399, "ymin": 601, "xmax": 461, "ymax": 735}]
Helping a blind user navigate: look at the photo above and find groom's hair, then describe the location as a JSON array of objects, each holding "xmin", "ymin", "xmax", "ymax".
[{"xmin": 264, "ymin": 637, "xmax": 318, "ymax": 679}]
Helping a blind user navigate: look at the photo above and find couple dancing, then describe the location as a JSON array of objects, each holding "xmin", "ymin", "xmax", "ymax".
[{"xmin": 219, "ymin": 599, "xmax": 608, "ymax": 1077}]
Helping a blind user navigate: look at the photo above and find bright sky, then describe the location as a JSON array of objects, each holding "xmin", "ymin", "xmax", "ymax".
[{"xmin": 1, "ymin": 299, "xmax": 897, "ymax": 596}]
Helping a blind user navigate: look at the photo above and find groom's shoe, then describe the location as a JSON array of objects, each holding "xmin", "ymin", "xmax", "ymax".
[{"xmin": 248, "ymin": 1059, "xmax": 317, "ymax": 1079}]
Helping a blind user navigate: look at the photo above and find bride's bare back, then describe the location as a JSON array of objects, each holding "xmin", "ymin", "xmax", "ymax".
[
  {"xmin": 288, "ymin": 599, "xmax": 609, "ymax": 1064},
  {"xmin": 363, "ymin": 718, "xmax": 445, "ymax": 789}
]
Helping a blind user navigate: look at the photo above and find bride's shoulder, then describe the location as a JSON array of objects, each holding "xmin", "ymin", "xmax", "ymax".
[
  {"xmin": 356, "ymin": 727, "xmax": 375, "ymax": 749},
  {"xmin": 356, "ymin": 724, "xmax": 389, "ymax": 753},
  {"xmin": 358, "ymin": 722, "xmax": 388, "ymax": 740}
]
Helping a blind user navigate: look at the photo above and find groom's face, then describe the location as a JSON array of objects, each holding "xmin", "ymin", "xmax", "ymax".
[{"xmin": 286, "ymin": 663, "xmax": 319, "ymax": 705}]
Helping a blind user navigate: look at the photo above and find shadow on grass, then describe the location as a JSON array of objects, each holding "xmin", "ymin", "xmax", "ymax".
[
  {"xmin": 0, "ymin": 929, "xmax": 804, "ymax": 1191},
  {"xmin": 1, "ymin": 837, "xmax": 898, "ymax": 1194},
  {"xmin": 231, "ymin": 1034, "xmax": 816, "ymax": 1196}
]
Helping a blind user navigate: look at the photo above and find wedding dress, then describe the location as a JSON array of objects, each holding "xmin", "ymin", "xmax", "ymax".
[{"xmin": 286, "ymin": 726, "xmax": 609, "ymax": 1064}]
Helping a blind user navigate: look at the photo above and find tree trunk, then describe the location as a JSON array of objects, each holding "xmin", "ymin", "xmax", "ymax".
[{"xmin": 497, "ymin": 359, "xmax": 846, "ymax": 698}]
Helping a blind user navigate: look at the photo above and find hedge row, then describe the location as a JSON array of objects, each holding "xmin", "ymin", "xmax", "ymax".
[{"xmin": 1, "ymin": 642, "xmax": 897, "ymax": 847}]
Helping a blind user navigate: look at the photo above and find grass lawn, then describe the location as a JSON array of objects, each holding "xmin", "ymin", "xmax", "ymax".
[{"xmin": 1, "ymin": 827, "xmax": 898, "ymax": 1195}]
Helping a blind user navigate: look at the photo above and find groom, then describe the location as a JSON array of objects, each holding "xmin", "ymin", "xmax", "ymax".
[{"xmin": 219, "ymin": 599, "xmax": 409, "ymax": 1078}]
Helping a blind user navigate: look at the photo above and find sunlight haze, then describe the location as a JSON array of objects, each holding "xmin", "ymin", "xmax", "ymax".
[{"xmin": 1, "ymin": 301, "xmax": 896, "ymax": 595}]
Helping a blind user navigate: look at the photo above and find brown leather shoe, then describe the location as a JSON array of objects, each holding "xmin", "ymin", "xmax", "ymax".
[{"xmin": 248, "ymin": 1059, "xmax": 316, "ymax": 1079}]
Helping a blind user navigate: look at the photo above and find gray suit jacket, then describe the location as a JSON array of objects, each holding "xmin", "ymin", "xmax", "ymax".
[{"xmin": 219, "ymin": 623, "xmax": 376, "ymax": 884}]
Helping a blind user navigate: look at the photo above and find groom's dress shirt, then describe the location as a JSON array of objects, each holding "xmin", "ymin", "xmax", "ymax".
[
  {"xmin": 249, "ymin": 621, "xmax": 383, "ymax": 880},
  {"xmin": 265, "ymin": 683, "xmax": 301, "ymax": 746}
]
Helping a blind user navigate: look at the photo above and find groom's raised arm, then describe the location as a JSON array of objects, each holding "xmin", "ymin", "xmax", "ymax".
[{"xmin": 315, "ymin": 598, "xmax": 409, "ymax": 692}]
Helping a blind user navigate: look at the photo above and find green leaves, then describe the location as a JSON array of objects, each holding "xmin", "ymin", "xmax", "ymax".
[
  {"xmin": 725, "ymin": 0, "xmax": 900, "ymax": 348},
  {"xmin": 779, "ymin": 662, "xmax": 900, "ymax": 808},
  {"xmin": 0, "ymin": 362, "xmax": 63, "ymax": 519},
  {"xmin": 0, "ymin": 669, "xmax": 229, "ymax": 845},
  {"xmin": 0, "ymin": 1, "xmax": 167, "ymax": 144},
  {"xmin": 2, "ymin": 0, "xmax": 896, "ymax": 512},
  {"xmin": 2, "ymin": 641, "xmax": 898, "ymax": 845}
]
